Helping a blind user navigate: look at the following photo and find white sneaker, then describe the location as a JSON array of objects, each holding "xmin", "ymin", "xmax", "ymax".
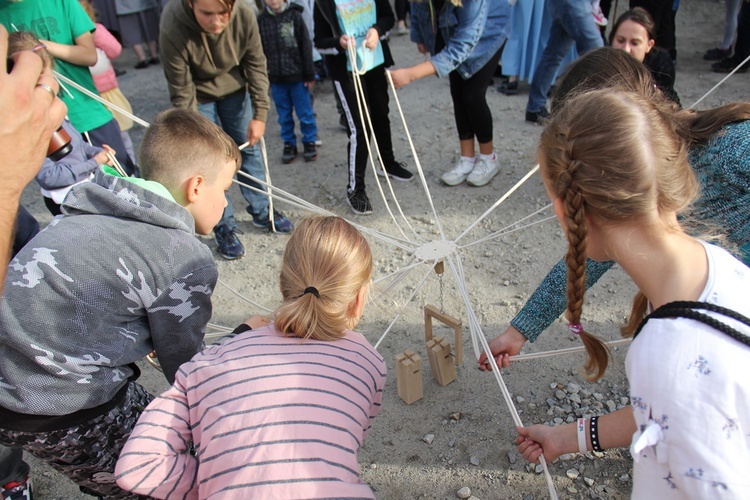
[
  {"xmin": 441, "ymin": 157, "xmax": 476, "ymax": 186},
  {"xmin": 467, "ymin": 155, "xmax": 499, "ymax": 187}
]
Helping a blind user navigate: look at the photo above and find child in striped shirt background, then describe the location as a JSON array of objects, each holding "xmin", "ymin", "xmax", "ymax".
[{"xmin": 115, "ymin": 216, "xmax": 386, "ymax": 499}]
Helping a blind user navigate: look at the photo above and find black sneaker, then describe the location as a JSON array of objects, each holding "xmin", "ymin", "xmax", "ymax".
[
  {"xmin": 214, "ymin": 226, "xmax": 245, "ymax": 259},
  {"xmin": 303, "ymin": 142, "xmax": 318, "ymax": 162},
  {"xmin": 497, "ymin": 79, "xmax": 518, "ymax": 95},
  {"xmin": 282, "ymin": 142, "xmax": 297, "ymax": 164},
  {"xmin": 251, "ymin": 209, "xmax": 293, "ymax": 233},
  {"xmin": 703, "ymin": 47, "xmax": 731, "ymax": 61},
  {"xmin": 525, "ymin": 106, "xmax": 549, "ymax": 125},
  {"xmin": 712, "ymin": 58, "xmax": 748, "ymax": 73},
  {"xmin": 347, "ymin": 190, "xmax": 373, "ymax": 215},
  {"xmin": 376, "ymin": 161, "xmax": 414, "ymax": 182}
]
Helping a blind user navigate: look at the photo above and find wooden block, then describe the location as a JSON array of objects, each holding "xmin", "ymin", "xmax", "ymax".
[
  {"xmin": 424, "ymin": 304, "xmax": 463, "ymax": 366},
  {"xmin": 395, "ymin": 350, "xmax": 423, "ymax": 404},
  {"xmin": 426, "ymin": 336, "xmax": 457, "ymax": 386}
]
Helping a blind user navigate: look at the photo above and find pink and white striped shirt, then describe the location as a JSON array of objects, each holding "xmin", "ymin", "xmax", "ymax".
[{"xmin": 115, "ymin": 325, "xmax": 386, "ymax": 499}]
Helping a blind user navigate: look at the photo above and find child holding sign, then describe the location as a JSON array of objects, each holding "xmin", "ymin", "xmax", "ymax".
[{"xmin": 313, "ymin": 0, "xmax": 413, "ymax": 215}]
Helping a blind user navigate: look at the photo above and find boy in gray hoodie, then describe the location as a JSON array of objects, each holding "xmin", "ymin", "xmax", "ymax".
[{"xmin": 0, "ymin": 109, "xmax": 239, "ymax": 499}]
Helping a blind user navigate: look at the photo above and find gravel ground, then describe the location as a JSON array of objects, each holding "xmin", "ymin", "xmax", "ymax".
[{"xmin": 19, "ymin": 1, "xmax": 748, "ymax": 498}]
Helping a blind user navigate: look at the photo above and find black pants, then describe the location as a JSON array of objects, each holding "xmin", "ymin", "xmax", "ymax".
[
  {"xmin": 630, "ymin": 0, "xmax": 677, "ymax": 60},
  {"xmin": 731, "ymin": 1, "xmax": 750, "ymax": 64},
  {"xmin": 394, "ymin": 0, "xmax": 408, "ymax": 22},
  {"xmin": 449, "ymin": 46, "xmax": 503, "ymax": 144},
  {"xmin": 334, "ymin": 64, "xmax": 396, "ymax": 194}
]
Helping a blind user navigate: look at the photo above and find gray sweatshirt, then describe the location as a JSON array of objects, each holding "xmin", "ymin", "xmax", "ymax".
[{"xmin": 0, "ymin": 167, "xmax": 217, "ymax": 419}]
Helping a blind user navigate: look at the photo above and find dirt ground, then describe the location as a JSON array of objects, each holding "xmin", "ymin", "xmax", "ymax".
[{"xmin": 19, "ymin": 0, "xmax": 749, "ymax": 498}]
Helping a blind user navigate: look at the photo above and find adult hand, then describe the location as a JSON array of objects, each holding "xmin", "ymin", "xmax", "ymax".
[
  {"xmin": 364, "ymin": 27, "xmax": 379, "ymax": 50},
  {"xmin": 305, "ymin": 80, "xmax": 314, "ymax": 90},
  {"xmin": 242, "ymin": 315, "xmax": 271, "ymax": 329},
  {"xmin": 417, "ymin": 43, "xmax": 428, "ymax": 55},
  {"xmin": 477, "ymin": 325, "xmax": 527, "ymax": 371},
  {"xmin": 246, "ymin": 119, "xmax": 266, "ymax": 146},
  {"xmin": 516, "ymin": 424, "xmax": 572, "ymax": 464},
  {"xmin": 0, "ymin": 26, "xmax": 67, "ymax": 199}
]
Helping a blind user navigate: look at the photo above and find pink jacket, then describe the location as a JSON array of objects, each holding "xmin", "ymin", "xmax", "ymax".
[{"xmin": 90, "ymin": 23, "xmax": 121, "ymax": 93}]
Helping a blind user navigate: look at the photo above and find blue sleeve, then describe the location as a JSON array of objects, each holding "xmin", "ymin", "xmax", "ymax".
[
  {"xmin": 430, "ymin": 0, "xmax": 488, "ymax": 78},
  {"xmin": 510, "ymin": 258, "xmax": 616, "ymax": 342}
]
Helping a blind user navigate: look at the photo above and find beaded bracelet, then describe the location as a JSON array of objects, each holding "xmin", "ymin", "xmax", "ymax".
[{"xmin": 589, "ymin": 415, "xmax": 603, "ymax": 452}]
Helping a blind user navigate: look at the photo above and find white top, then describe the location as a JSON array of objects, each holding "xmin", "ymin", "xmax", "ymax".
[{"xmin": 626, "ymin": 242, "xmax": 750, "ymax": 498}]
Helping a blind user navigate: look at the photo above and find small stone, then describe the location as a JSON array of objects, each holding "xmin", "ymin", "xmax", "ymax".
[
  {"xmin": 584, "ymin": 477, "xmax": 594, "ymax": 487},
  {"xmin": 457, "ymin": 486, "xmax": 471, "ymax": 499},
  {"xmin": 448, "ymin": 439, "xmax": 456, "ymax": 447},
  {"xmin": 567, "ymin": 382, "xmax": 581, "ymax": 394},
  {"xmin": 559, "ymin": 453, "xmax": 577, "ymax": 461},
  {"xmin": 535, "ymin": 464, "xmax": 544, "ymax": 474},
  {"xmin": 553, "ymin": 417, "xmax": 563, "ymax": 424},
  {"xmin": 370, "ymin": 463, "xmax": 377, "ymax": 469},
  {"xmin": 516, "ymin": 396, "xmax": 525, "ymax": 404},
  {"xmin": 568, "ymin": 393, "xmax": 582, "ymax": 405},
  {"xmin": 566, "ymin": 486, "xmax": 578, "ymax": 494},
  {"xmin": 507, "ymin": 452, "xmax": 517, "ymax": 464},
  {"xmin": 450, "ymin": 412, "xmax": 462, "ymax": 421},
  {"xmin": 555, "ymin": 390, "xmax": 566, "ymax": 400},
  {"xmin": 566, "ymin": 468, "xmax": 580, "ymax": 479},
  {"xmin": 549, "ymin": 382, "xmax": 557, "ymax": 390},
  {"xmin": 422, "ymin": 434, "xmax": 435, "ymax": 445},
  {"xmin": 619, "ymin": 473, "xmax": 630, "ymax": 482},
  {"xmin": 469, "ymin": 456, "xmax": 480, "ymax": 466}
]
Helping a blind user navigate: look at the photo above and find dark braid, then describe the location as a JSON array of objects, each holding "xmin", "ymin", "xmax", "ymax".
[{"xmin": 634, "ymin": 301, "xmax": 750, "ymax": 347}]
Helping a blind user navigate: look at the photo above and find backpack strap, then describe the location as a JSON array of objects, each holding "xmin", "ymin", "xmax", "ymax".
[{"xmin": 633, "ymin": 300, "xmax": 750, "ymax": 348}]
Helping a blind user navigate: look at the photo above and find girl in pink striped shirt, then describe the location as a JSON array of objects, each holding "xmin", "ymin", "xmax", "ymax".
[{"xmin": 115, "ymin": 216, "xmax": 386, "ymax": 499}]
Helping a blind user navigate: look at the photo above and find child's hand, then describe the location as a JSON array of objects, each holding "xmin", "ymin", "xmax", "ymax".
[
  {"xmin": 389, "ymin": 68, "xmax": 411, "ymax": 89},
  {"xmin": 305, "ymin": 80, "xmax": 314, "ymax": 90},
  {"xmin": 339, "ymin": 34, "xmax": 353, "ymax": 50},
  {"xmin": 364, "ymin": 28, "xmax": 379, "ymax": 50},
  {"xmin": 515, "ymin": 425, "xmax": 569, "ymax": 464},
  {"xmin": 242, "ymin": 315, "xmax": 271, "ymax": 330}
]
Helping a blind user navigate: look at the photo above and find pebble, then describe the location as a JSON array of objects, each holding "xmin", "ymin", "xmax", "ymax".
[
  {"xmin": 584, "ymin": 477, "xmax": 595, "ymax": 487},
  {"xmin": 422, "ymin": 434, "xmax": 435, "ymax": 445},
  {"xmin": 370, "ymin": 463, "xmax": 377, "ymax": 469},
  {"xmin": 516, "ymin": 396, "xmax": 525, "ymax": 404},
  {"xmin": 450, "ymin": 412, "xmax": 462, "ymax": 420},
  {"xmin": 469, "ymin": 456, "xmax": 480, "ymax": 466},
  {"xmin": 619, "ymin": 473, "xmax": 630, "ymax": 483},
  {"xmin": 535, "ymin": 464, "xmax": 544, "ymax": 474},
  {"xmin": 457, "ymin": 486, "xmax": 471, "ymax": 499},
  {"xmin": 448, "ymin": 439, "xmax": 456, "ymax": 447},
  {"xmin": 566, "ymin": 468, "xmax": 580, "ymax": 479},
  {"xmin": 507, "ymin": 452, "xmax": 517, "ymax": 464}
]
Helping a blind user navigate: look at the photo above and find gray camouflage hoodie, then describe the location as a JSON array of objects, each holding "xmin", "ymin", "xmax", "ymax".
[{"xmin": 0, "ymin": 167, "xmax": 217, "ymax": 420}]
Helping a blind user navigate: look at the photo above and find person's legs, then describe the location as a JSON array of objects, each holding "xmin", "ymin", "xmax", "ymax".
[
  {"xmin": 214, "ymin": 91, "xmax": 269, "ymax": 219},
  {"xmin": 733, "ymin": 1, "xmax": 750, "ymax": 61},
  {"xmin": 526, "ymin": 18, "xmax": 575, "ymax": 115},
  {"xmin": 86, "ymin": 118, "xmax": 138, "ymax": 176},
  {"xmin": 362, "ymin": 66, "xmax": 396, "ymax": 167},
  {"xmin": 290, "ymin": 82, "xmax": 317, "ymax": 145},
  {"xmin": 334, "ymin": 77, "xmax": 371, "ymax": 214},
  {"xmin": 722, "ymin": 0, "xmax": 742, "ymax": 50},
  {"xmin": 271, "ymin": 82, "xmax": 297, "ymax": 145},
  {"xmin": 0, "ymin": 382, "xmax": 152, "ymax": 499},
  {"xmin": 557, "ymin": 0, "xmax": 604, "ymax": 56}
]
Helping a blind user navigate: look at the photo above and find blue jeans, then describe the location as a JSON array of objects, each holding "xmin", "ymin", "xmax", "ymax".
[
  {"xmin": 198, "ymin": 91, "xmax": 268, "ymax": 230},
  {"xmin": 526, "ymin": 0, "xmax": 603, "ymax": 113},
  {"xmin": 271, "ymin": 81, "xmax": 317, "ymax": 145}
]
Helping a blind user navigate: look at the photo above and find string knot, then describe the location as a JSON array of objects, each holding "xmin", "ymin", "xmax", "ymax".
[
  {"xmin": 303, "ymin": 286, "xmax": 320, "ymax": 298},
  {"xmin": 568, "ymin": 322, "xmax": 583, "ymax": 335}
]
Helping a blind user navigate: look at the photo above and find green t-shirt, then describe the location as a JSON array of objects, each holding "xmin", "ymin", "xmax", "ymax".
[{"xmin": 0, "ymin": 0, "xmax": 113, "ymax": 132}]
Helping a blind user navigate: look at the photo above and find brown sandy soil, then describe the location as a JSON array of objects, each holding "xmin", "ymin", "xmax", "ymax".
[{"xmin": 19, "ymin": 1, "xmax": 748, "ymax": 498}]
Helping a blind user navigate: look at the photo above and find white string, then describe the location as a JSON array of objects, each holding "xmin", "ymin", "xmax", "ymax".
[
  {"xmin": 217, "ymin": 278, "xmax": 274, "ymax": 313},
  {"xmin": 455, "ymin": 164, "xmax": 540, "ymax": 244},
  {"xmin": 372, "ymin": 258, "xmax": 422, "ymax": 284},
  {"xmin": 508, "ymin": 338, "xmax": 631, "ymax": 362},
  {"xmin": 460, "ymin": 213, "xmax": 556, "ymax": 249},
  {"xmin": 106, "ymin": 151, "xmax": 127, "ymax": 177},
  {"xmin": 690, "ymin": 53, "xmax": 750, "ymax": 108},
  {"xmin": 53, "ymin": 72, "xmax": 151, "ymax": 128}
]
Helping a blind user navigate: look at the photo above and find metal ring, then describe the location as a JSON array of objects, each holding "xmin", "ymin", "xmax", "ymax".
[{"xmin": 35, "ymin": 82, "xmax": 56, "ymax": 99}]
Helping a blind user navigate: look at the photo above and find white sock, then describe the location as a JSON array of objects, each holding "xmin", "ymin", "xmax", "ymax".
[
  {"xmin": 480, "ymin": 152, "xmax": 496, "ymax": 162},
  {"xmin": 461, "ymin": 155, "xmax": 476, "ymax": 164}
]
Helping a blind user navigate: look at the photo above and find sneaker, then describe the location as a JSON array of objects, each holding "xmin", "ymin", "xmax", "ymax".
[
  {"xmin": 251, "ymin": 209, "xmax": 294, "ymax": 233},
  {"xmin": 214, "ymin": 226, "xmax": 245, "ymax": 259},
  {"xmin": 711, "ymin": 58, "xmax": 748, "ymax": 73},
  {"xmin": 314, "ymin": 135, "xmax": 323, "ymax": 146},
  {"xmin": 703, "ymin": 47, "xmax": 731, "ymax": 61},
  {"xmin": 376, "ymin": 161, "xmax": 414, "ymax": 181},
  {"xmin": 134, "ymin": 60, "xmax": 149, "ymax": 69},
  {"xmin": 467, "ymin": 155, "xmax": 500, "ymax": 187},
  {"xmin": 525, "ymin": 106, "xmax": 550, "ymax": 125},
  {"xmin": 148, "ymin": 57, "xmax": 160, "ymax": 65},
  {"xmin": 441, "ymin": 157, "xmax": 476, "ymax": 186},
  {"xmin": 497, "ymin": 79, "xmax": 518, "ymax": 95},
  {"xmin": 592, "ymin": 2, "xmax": 608, "ymax": 26},
  {"xmin": 282, "ymin": 142, "xmax": 298, "ymax": 164},
  {"xmin": 395, "ymin": 23, "xmax": 407, "ymax": 36},
  {"xmin": 2, "ymin": 477, "xmax": 32, "ymax": 500},
  {"xmin": 347, "ymin": 190, "xmax": 373, "ymax": 215},
  {"xmin": 303, "ymin": 142, "xmax": 318, "ymax": 162}
]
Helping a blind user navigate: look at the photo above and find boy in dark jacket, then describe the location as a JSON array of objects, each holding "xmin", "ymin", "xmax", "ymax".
[
  {"xmin": 314, "ymin": 0, "xmax": 413, "ymax": 215},
  {"xmin": 259, "ymin": 0, "xmax": 318, "ymax": 163}
]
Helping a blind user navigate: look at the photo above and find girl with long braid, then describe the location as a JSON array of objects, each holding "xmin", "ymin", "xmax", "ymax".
[{"xmin": 514, "ymin": 88, "xmax": 750, "ymax": 496}]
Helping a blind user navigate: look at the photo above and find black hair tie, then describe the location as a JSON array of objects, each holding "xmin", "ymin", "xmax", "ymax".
[{"xmin": 303, "ymin": 286, "xmax": 320, "ymax": 298}]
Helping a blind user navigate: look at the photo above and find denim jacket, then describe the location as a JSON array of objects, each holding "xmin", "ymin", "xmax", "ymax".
[{"xmin": 410, "ymin": 0, "xmax": 511, "ymax": 79}]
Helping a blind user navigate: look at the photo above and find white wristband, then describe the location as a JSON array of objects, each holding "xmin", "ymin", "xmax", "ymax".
[{"xmin": 577, "ymin": 418, "xmax": 587, "ymax": 454}]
